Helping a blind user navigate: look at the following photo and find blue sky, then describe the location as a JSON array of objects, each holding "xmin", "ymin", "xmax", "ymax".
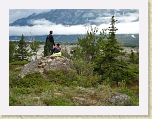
[{"xmin": 9, "ymin": 9, "xmax": 139, "ymax": 35}]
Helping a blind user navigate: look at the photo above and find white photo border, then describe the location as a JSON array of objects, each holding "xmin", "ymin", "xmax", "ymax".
[{"xmin": 0, "ymin": 0, "xmax": 148, "ymax": 115}]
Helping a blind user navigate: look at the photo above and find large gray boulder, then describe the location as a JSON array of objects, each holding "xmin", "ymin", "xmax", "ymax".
[{"xmin": 19, "ymin": 56, "xmax": 74, "ymax": 78}]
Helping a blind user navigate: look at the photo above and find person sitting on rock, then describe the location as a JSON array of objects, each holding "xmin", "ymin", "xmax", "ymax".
[{"xmin": 53, "ymin": 43, "xmax": 61, "ymax": 53}]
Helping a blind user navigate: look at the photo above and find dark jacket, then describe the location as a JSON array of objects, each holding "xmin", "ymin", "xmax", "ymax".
[{"xmin": 47, "ymin": 34, "xmax": 55, "ymax": 46}]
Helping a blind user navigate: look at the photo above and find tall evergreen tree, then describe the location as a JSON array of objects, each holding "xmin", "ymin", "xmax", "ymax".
[
  {"xmin": 94, "ymin": 16, "xmax": 131, "ymax": 85},
  {"xmin": 15, "ymin": 34, "xmax": 30, "ymax": 61}
]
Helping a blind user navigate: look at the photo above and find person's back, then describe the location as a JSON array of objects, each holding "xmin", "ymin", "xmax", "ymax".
[
  {"xmin": 54, "ymin": 43, "xmax": 61, "ymax": 53},
  {"xmin": 44, "ymin": 30, "xmax": 55, "ymax": 56}
]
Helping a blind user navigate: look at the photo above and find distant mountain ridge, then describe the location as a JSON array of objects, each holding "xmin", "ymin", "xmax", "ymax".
[
  {"xmin": 9, "ymin": 34, "xmax": 139, "ymax": 45},
  {"xmin": 9, "ymin": 9, "xmax": 139, "ymax": 26}
]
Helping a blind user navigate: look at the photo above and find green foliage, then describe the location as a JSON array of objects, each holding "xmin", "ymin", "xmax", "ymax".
[
  {"xmin": 70, "ymin": 27, "xmax": 106, "ymax": 63},
  {"xmin": 9, "ymin": 60, "xmax": 29, "ymax": 78},
  {"xmin": 9, "ymin": 95, "xmax": 21, "ymax": 106},
  {"xmin": 41, "ymin": 96, "xmax": 77, "ymax": 106},
  {"xmin": 10, "ymin": 60, "xmax": 29, "ymax": 65},
  {"xmin": 10, "ymin": 73, "xmax": 46, "ymax": 88},
  {"xmin": 93, "ymin": 16, "xmax": 136, "ymax": 85},
  {"xmin": 85, "ymin": 75, "xmax": 100, "ymax": 87},
  {"xmin": 128, "ymin": 50, "xmax": 139, "ymax": 64},
  {"xmin": 43, "ymin": 69, "xmax": 78, "ymax": 86},
  {"xmin": 70, "ymin": 45, "xmax": 83, "ymax": 59},
  {"xmin": 9, "ymin": 41, "xmax": 16, "ymax": 62},
  {"xmin": 10, "ymin": 87, "xmax": 34, "ymax": 94},
  {"xmin": 14, "ymin": 34, "xmax": 30, "ymax": 61},
  {"xmin": 29, "ymin": 41, "xmax": 40, "ymax": 60},
  {"xmin": 127, "ymin": 64, "xmax": 139, "ymax": 80},
  {"xmin": 43, "ymin": 45, "xmax": 47, "ymax": 57},
  {"xmin": 9, "ymin": 65, "xmax": 139, "ymax": 106},
  {"xmin": 61, "ymin": 46, "xmax": 71, "ymax": 58},
  {"xmin": 70, "ymin": 16, "xmax": 138, "ymax": 85},
  {"xmin": 77, "ymin": 27, "xmax": 99, "ymax": 62},
  {"xmin": 72, "ymin": 58, "xmax": 94, "ymax": 76}
]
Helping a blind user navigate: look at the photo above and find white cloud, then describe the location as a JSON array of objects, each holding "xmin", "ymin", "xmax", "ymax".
[
  {"xmin": 91, "ymin": 22, "xmax": 139, "ymax": 34},
  {"xmin": 9, "ymin": 19, "xmax": 139, "ymax": 36},
  {"xmin": 116, "ymin": 16, "xmax": 138, "ymax": 23},
  {"xmin": 9, "ymin": 22, "xmax": 87, "ymax": 36},
  {"xmin": 114, "ymin": 22, "xmax": 139, "ymax": 34}
]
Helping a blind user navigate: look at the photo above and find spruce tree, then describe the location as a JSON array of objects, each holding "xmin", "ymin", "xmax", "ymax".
[
  {"xmin": 15, "ymin": 34, "xmax": 30, "ymax": 61},
  {"xmin": 94, "ymin": 16, "xmax": 130, "ymax": 85}
]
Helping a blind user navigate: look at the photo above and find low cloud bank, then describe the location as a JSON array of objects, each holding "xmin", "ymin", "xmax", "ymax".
[{"xmin": 9, "ymin": 20, "xmax": 139, "ymax": 36}]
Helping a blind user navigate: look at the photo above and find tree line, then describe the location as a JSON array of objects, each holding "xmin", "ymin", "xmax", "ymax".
[{"xmin": 9, "ymin": 34, "xmax": 41, "ymax": 62}]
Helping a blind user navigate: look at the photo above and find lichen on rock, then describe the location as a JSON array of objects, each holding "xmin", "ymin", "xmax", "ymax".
[
  {"xmin": 19, "ymin": 55, "xmax": 75, "ymax": 78},
  {"xmin": 107, "ymin": 92, "xmax": 131, "ymax": 105}
]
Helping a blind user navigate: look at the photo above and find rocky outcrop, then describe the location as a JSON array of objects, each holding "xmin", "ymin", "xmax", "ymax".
[
  {"xmin": 19, "ymin": 56, "xmax": 74, "ymax": 78},
  {"xmin": 107, "ymin": 92, "xmax": 131, "ymax": 105}
]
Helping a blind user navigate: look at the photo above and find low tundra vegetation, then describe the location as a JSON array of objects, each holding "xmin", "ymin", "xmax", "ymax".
[{"xmin": 9, "ymin": 60, "xmax": 139, "ymax": 106}]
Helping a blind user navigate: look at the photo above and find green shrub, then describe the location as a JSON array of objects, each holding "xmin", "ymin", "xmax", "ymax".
[
  {"xmin": 10, "ymin": 87, "xmax": 34, "ymax": 94},
  {"xmin": 10, "ymin": 60, "xmax": 29, "ymax": 65},
  {"xmin": 43, "ymin": 69, "xmax": 78, "ymax": 86},
  {"xmin": 72, "ymin": 58, "xmax": 94, "ymax": 76},
  {"xmin": 9, "ymin": 96, "xmax": 19, "ymax": 106},
  {"xmin": 86, "ymin": 75, "xmax": 100, "ymax": 87},
  {"xmin": 10, "ymin": 72, "xmax": 49, "ymax": 88},
  {"xmin": 42, "ymin": 96, "xmax": 77, "ymax": 106}
]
